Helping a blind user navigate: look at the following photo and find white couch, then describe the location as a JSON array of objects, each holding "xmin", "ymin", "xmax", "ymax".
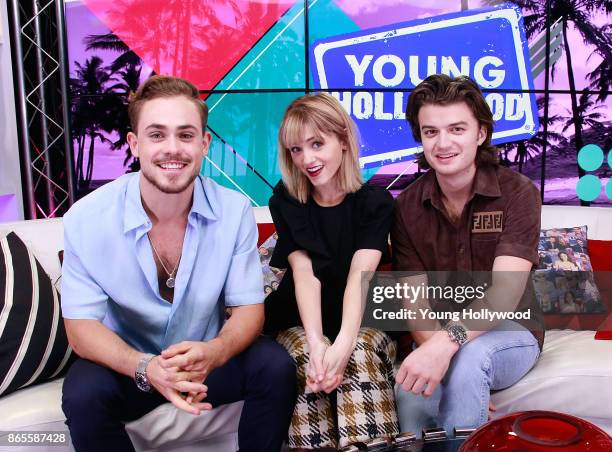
[
  {"xmin": 1, "ymin": 206, "xmax": 611, "ymax": 451},
  {"xmin": 491, "ymin": 206, "xmax": 612, "ymax": 433}
]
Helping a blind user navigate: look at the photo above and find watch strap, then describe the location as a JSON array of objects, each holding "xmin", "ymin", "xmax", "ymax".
[{"xmin": 135, "ymin": 353, "xmax": 156, "ymax": 392}]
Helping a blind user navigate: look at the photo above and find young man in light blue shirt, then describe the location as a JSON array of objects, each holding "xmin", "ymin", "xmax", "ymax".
[{"xmin": 61, "ymin": 75, "xmax": 296, "ymax": 452}]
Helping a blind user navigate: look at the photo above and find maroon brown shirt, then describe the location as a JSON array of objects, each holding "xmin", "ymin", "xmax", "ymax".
[{"xmin": 392, "ymin": 164, "xmax": 544, "ymax": 349}]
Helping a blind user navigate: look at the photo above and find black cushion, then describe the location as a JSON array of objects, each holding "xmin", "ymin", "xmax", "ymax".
[{"xmin": 0, "ymin": 232, "xmax": 73, "ymax": 396}]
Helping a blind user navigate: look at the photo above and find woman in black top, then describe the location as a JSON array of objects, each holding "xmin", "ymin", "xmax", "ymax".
[{"xmin": 264, "ymin": 93, "xmax": 398, "ymax": 449}]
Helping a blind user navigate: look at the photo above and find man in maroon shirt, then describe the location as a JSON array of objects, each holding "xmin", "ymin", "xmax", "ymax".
[{"xmin": 392, "ymin": 74, "xmax": 543, "ymax": 436}]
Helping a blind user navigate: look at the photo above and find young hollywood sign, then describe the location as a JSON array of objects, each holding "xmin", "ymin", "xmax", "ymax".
[{"xmin": 311, "ymin": 3, "xmax": 539, "ymax": 169}]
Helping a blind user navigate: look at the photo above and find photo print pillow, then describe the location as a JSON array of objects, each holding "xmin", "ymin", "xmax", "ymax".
[
  {"xmin": 258, "ymin": 232, "xmax": 285, "ymax": 296},
  {"xmin": 533, "ymin": 226, "xmax": 605, "ymax": 314}
]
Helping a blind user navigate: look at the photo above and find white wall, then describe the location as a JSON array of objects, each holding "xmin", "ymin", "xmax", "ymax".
[{"xmin": 0, "ymin": 0, "xmax": 24, "ymax": 220}]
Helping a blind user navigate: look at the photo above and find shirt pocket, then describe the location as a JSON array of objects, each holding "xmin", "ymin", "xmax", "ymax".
[{"xmin": 471, "ymin": 234, "xmax": 500, "ymax": 270}]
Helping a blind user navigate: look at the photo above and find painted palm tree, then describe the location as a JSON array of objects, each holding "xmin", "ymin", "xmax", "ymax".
[
  {"xmin": 80, "ymin": 0, "xmax": 245, "ymax": 176},
  {"xmin": 586, "ymin": 23, "xmax": 612, "ymax": 101},
  {"xmin": 562, "ymin": 91, "xmax": 606, "ymax": 135},
  {"xmin": 106, "ymin": 63, "xmax": 143, "ymax": 171},
  {"xmin": 485, "ymin": 0, "xmax": 611, "ymax": 181},
  {"xmin": 93, "ymin": 0, "xmax": 167, "ymax": 71},
  {"xmin": 560, "ymin": 91, "xmax": 611, "ymax": 175},
  {"xmin": 70, "ymin": 56, "xmax": 115, "ymax": 189},
  {"xmin": 85, "ymin": 0, "xmax": 229, "ymax": 80},
  {"xmin": 486, "ymin": 0, "xmax": 611, "ymax": 206},
  {"xmin": 84, "ymin": 32, "xmax": 142, "ymax": 73},
  {"xmin": 169, "ymin": 0, "xmax": 249, "ymax": 83},
  {"xmin": 499, "ymin": 97, "xmax": 566, "ymax": 173}
]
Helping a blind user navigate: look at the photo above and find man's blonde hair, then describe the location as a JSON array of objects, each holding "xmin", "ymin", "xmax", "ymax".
[{"xmin": 278, "ymin": 93, "xmax": 363, "ymax": 203}]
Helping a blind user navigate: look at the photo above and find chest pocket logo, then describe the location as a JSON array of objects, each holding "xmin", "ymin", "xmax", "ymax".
[{"xmin": 472, "ymin": 211, "xmax": 503, "ymax": 233}]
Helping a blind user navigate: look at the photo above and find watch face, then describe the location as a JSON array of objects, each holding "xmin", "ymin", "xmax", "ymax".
[
  {"xmin": 135, "ymin": 372, "xmax": 151, "ymax": 392},
  {"xmin": 449, "ymin": 325, "xmax": 467, "ymax": 344}
]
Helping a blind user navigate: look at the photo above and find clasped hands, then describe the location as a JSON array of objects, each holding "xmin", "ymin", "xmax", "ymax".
[
  {"xmin": 306, "ymin": 334, "xmax": 355, "ymax": 393},
  {"xmin": 144, "ymin": 340, "xmax": 223, "ymax": 415}
]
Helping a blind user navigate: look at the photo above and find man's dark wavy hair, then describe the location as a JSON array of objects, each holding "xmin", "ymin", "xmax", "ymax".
[{"xmin": 405, "ymin": 74, "xmax": 499, "ymax": 169}]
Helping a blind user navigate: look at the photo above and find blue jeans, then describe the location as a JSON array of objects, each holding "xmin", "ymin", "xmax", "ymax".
[{"xmin": 395, "ymin": 321, "xmax": 540, "ymax": 437}]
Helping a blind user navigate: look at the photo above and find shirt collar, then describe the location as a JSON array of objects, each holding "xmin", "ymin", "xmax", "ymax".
[
  {"xmin": 190, "ymin": 176, "xmax": 218, "ymax": 221},
  {"xmin": 123, "ymin": 173, "xmax": 150, "ymax": 234},
  {"xmin": 123, "ymin": 173, "xmax": 218, "ymax": 234},
  {"xmin": 472, "ymin": 165, "xmax": 502, "ymax": 198},
  {"xmin": 420, "ymin": 170, "xmax": 443, "ymax": 211},
  {"xmin": 420, "ymin": 165, "xmax": 501, "ymax": 208}
]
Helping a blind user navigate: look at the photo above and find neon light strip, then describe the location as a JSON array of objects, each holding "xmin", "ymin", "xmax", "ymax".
[
  {"xmin": 205, "ymin": 156, "xmax": 259, "ymax": 206},
  {"xmin": 386, "ymin": 160, "xmax": 416, "ymax": 190}
]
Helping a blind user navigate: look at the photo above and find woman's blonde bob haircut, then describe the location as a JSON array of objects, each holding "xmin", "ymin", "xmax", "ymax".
[{"xmin": 278, "ymin": 93, "xmax": 363, "ymax": 204}]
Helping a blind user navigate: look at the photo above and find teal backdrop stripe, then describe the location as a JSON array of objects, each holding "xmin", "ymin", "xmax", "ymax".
[
  {"xmin": 203, "ymin": 1, "xmax": 307, "ymax": 205},
  {"xmin": 203, "ymin": 92, "xmax": 302, "ymax": 206},
  {"xmin": 202, "ymin": 0, "xmax": 378, "ymax": 206}
]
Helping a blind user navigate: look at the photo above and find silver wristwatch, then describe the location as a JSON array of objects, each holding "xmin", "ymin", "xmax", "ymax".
[
  {"xmin": 444, "ymin": 322, "xmax": 468, "ymax": 347},
  {"xmin": 135, "ymin": 354, "xmax": 156, "ymax": 392}
]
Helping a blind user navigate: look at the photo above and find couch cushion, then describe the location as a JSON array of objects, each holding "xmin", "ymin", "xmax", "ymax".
[
  {"xmin": 540, "ymin": 206, "xmax": 612, "ymax": 241},
  {"xmin": 0, "ymin": 376, "xmax": 241, "ymax": 451},
  {"xmin": 491, "ymin": 330, "xmax": 612, "ymax": 434},
  {"xmin": 0, "ymin": 377, "xmax": 74, "ymax": 451},
  {"xmin": 126, "ymin": 401, "xmax": 242, "ymax": 451},
  {"xmin": 0, "ymin": 219, "xmax": 64, "ymax": 285},
  {"xmin": 0, "ymin": 232, "xmax": 73, "ymax": 397},
  {"xmin": 0, "ymin": 377, "xmax": 66, "ymax": 429}
]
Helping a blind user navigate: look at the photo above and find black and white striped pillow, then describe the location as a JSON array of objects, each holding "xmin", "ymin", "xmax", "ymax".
[{"xmin": 0, "ymin": 232, "xmax": 73, "ymax": 396}]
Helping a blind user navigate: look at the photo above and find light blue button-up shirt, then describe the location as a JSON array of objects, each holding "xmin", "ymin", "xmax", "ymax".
[{"xmin": 61, "ymin": 173, "xmax": 264, "ymax": 353}]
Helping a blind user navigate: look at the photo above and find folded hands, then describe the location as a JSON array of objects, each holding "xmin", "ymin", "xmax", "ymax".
[
  {"xmin": 145, "ymin": 340, "xmax": 224, "ymax": 415},
  {"xmin": 306, "ymin": 334, "xmax": 355, "ymax": 393}
]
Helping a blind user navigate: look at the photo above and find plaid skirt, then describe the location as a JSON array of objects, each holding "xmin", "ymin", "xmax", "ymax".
[{"xmin": 276, "ymin": 327, "xmax": 399, "ymax": 449}]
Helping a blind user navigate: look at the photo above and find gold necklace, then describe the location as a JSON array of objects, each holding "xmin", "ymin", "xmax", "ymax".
[{"xmin": 147, "ymin": 234, "xmax": 180, "ymax": 288}]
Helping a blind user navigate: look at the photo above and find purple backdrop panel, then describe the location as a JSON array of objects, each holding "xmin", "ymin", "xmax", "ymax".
[{"xmin": 0, "ymin": 194, "xmax": 19, "ymax": 223}]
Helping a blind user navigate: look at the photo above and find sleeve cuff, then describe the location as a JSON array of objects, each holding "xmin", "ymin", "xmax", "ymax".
[
  {"xmin": 495, "ymin": 243, "xmax": 539, "ymax": 266},
  {"xmin": 225, "ymin": 291, "xmax": 264, "ymax": 307}
]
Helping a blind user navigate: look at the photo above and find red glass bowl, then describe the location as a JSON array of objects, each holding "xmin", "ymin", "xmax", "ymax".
[{"xmin": 459, "ymin": 411, "xmax": 612, "ymax": 451}]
